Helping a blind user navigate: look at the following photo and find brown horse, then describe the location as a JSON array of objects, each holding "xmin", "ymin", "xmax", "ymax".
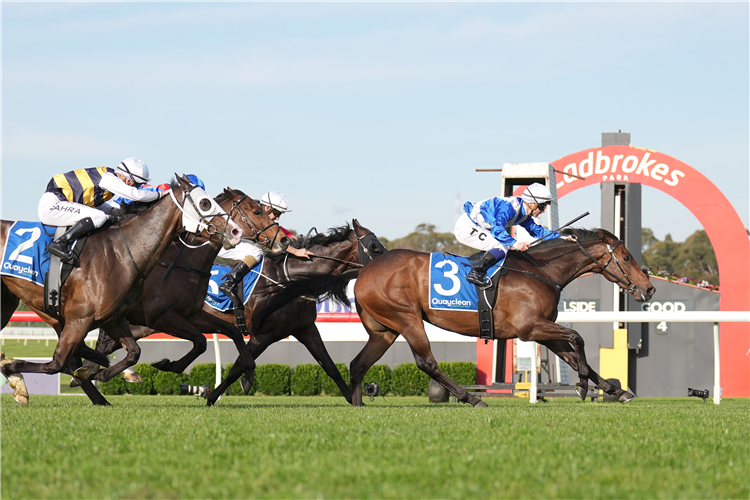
[
  {"xmin": 0, "ymin": 175, "xmax": 243, "ymax": 405},
  {"xmin": 93, "ymin": 220, "xmax": 386, "ymax": 405},
  {"xmin": 254, "ymin": 228, "xmax": 656, "ymax": 407},
  {"xmin": 78, "ymin": 189, "xmax": 288, "ymax": 383}
]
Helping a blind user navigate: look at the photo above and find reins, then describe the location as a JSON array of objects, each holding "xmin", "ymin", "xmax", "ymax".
[
  {"xmin": 116, "ymin": 222, "xmax": 149, "ymax": 281},
  {"xmin": 505, "ymin": 234, "xmax": 635, "ymax": 292}
]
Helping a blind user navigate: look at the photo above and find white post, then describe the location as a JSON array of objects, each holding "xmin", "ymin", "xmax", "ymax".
[
  {"xmin": 713, "ymin": 322, "xmax": 721, "ymax": 405},
  {"xmin": 213, "ymin": 334, "xmax": 222, "ymax": 389},
  {"xmin": 530, "ymin": 343, "xmax": 538, "ymax": 404}
]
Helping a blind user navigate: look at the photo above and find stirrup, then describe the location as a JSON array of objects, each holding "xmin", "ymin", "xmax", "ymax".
[{"xmin": 47, "ymin": 241, "xmax": 71, "ymax": 260}]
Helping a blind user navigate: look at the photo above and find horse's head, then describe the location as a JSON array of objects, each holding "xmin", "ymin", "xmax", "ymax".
[
  {"xmin": 218, "ymin": 188, "xmax": 289, "ymax": 254},
  {"xmin": 564, "ymin": 228, "xmax": 655, "ymax": 302},
  {"xmin": 353, "ymin": 219, "xmax": 387, "ymax": 265},
  {"xmin": 173, "ymin": 175, "xmax": 243, "ymax": 249}
]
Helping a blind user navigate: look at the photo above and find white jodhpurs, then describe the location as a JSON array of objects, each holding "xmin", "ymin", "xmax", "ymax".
[
  {"xmin": 38, "ymin": 192, "xmax": 109, "ymax": 228},
  {"xmin": 453, "ymin": 213, "xmax": 510, "ymax": 253},
  {"xmin": 216, "ymin": 240, "xmax": 264, "ymax": 261}
]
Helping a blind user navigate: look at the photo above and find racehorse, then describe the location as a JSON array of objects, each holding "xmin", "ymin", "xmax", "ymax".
[
  {"xmin": 93, "ymin": 220, "xmax": 385, "ymax": 405},
  {"xmin": 75, "ymin": 189, "xmax": 288, "ymax": 383},
  {"xmin": 253, "ymin": 228, "xmax": 656, "ymax": 407},
  {"xmin": 0, "ymin": 175, "xmax": 244, "ymax": 405},
  {"xmin": 204, "ymin": 220, "xmax": 386, "ymax": 406}
]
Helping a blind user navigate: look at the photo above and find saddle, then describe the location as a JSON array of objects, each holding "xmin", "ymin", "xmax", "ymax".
[
  {"xmin": 469, "ymin": 252, "xmax": 509, "ymax": 343},
  {"xmin": 44, "ymin": 227, "xmax": 88, "ymax": 316}
]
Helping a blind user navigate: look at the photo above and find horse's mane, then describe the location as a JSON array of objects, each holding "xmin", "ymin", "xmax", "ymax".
[
  {"xmin": 215, "ymin": 187, "xmax": 249, "ymax": 204},
  {"xmin": 265, "ymin": 224, "xmax": 353, "ymax": 262},
  {"xmin": 528, "ymin": 227, "xmax": 613, "ymax": 253}
]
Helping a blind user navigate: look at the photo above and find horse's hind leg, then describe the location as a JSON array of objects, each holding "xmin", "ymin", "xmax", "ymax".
[
  {"xmin": 65, "ymin": 355, "xmax": 111, "ymax": 406},
  {"xmin": 296, "ymin": 323, "xmax": 353, "ymax": 404},
  {"xmin": 347, "ymin": 311, "xmax": 400, "ymax": 406},
  {"xmin": 540, "ymin": 340, "xmax": 635, "ymax": 403},
  {"xmin": 399, "ymin": 322, "xmax": 488, "ymax": 408}
]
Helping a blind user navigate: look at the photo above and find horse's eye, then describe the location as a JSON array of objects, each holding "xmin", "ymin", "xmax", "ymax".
[
  {"xmin": 253, "ymin": 210, "xmax": 260, "ymax": 216},
  {"xmin": 623, "ymin": 255, "xmax": 631, "ymax": 262},
  {"xmin": 199, "ymin": 199, "xmax": 212, "ymax": 212}
]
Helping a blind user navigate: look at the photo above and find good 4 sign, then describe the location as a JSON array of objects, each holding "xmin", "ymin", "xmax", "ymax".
[{"xmin": 551, "ymin": 145, "xmax": 749, "ymax": 397}]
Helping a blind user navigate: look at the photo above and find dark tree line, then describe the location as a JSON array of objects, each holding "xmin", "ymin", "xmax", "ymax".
[{"xmin": 641, "ymin": 228, "xmax": 723, "ymax": 285}]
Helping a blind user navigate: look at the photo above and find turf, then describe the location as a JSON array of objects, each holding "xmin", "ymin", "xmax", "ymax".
[{"xmin": 1, "ymin": 395, "xmax": 747, "ymax": 499}]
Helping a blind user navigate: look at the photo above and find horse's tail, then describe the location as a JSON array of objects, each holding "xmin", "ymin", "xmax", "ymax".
[{"xmin": 252, "ymin": 271, "xmax": 360, "ymax": 333}]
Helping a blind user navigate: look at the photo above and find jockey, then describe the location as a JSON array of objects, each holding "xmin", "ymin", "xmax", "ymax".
[
  {"xmin": 40, "ymin": 157, "xmax": 164, "ymax": 260},
  {"xmin": 218, "ymin": 190, "xmax": 312, "ymax": 297},
  {"xmin": 453, "ymin": 182, "xmax": 563, "ymax": 287}
]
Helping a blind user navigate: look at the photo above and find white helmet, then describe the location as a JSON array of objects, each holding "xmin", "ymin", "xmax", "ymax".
[
  {"xmin": 522, "ymin": 183, "xmax": 553, "ymax": 205},
  {"xmin": 117, "ymin": 157, "xmax": 150, "ymax": 184},
  {"xmin": 260, "ymin": 191, "xmax": 291, "ymax": 213}
]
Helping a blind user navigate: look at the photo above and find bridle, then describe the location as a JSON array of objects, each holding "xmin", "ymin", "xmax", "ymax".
[
  {"xmin": 573, "ymin": 236, "xmax": 636, "ymax": 292},
  {"xmin": 226, "ymin": 194, "xmax": 283, "ymax": 250},
  {"xmin": 168, "ymin": 185, "xmax": 237, "ymax": 247},
  {"xmin": 510, "ymin": 234, "xmax": 636, "ymax": 294}
]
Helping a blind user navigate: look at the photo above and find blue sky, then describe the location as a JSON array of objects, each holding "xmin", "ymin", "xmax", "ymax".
[{"xmin": 2, "ymin": 2, "xmax": 748, "ymax": 243}]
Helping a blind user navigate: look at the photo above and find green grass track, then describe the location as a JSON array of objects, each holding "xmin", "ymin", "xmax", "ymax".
[{"xmin": 1, "ymin": 395, "xmax": 747, "ymax": 499}]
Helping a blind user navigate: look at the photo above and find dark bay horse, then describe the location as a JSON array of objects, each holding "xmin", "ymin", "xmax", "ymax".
[
  {"xmin": 76, "ymin": 189, "xmax": 288, "ymax": 383},
  {"xmin": 95, "ymin": 220, "xmax": 385, "ymax": 404},
  {"xmin": 204, "ymin": 219, "xmax": 386, "ymax": 406},
  {"xmin": 0, "ymin": 175, "xmax": 244, "ymax": 405},
  {"xmin": 254, "ymin": 228, "xmax": 656, "ymax": 407}
]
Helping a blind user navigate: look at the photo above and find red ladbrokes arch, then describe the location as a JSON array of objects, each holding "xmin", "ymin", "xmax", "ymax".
[{"xmin": 552, "ymin": 145, "xmax": 749, "ymax": 397}]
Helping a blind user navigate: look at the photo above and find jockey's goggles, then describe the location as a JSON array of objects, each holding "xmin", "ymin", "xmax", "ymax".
[{"xmin": 271, "ymin": 208, "xmax": 283, "ymax": 218}]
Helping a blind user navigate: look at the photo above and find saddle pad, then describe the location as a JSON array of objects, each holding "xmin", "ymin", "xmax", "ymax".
[
  {"xmin": 428, "ymin": 253, "xmax": 504, "ymax": 312},
  {"xmin": 204, "ymin": 259, "xmax": 263, "ymax": 312},
  {"xmin": 1, "ymin": 221, "xmax": 56, "ymax": 286}
]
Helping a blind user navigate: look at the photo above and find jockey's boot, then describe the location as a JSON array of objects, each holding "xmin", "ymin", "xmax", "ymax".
[
  {"xmin": 46, "ymin": 217, "xmax": 95, "ymax": 260},
  {"xmin": 219, "ymin": 261, "xmax": 251, "ymax": 297},
  {"xmin": 466, "ymin": 251, "xmax": 500, "ymax": 288}
]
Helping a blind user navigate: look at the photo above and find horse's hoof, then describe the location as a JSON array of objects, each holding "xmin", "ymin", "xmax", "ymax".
[
  {"xmin": 73, "ymin": 365, "xmax": 97, "ymax": 380},
  {"xmin": 575, "ymin": 384, "xmax": 587, "ymax": 401},
  {"xmin": 123, "ymin": 368, "xmax": 143, "ymax": 383},
  {"xmin": 151, "ymin": 359, "xmax": 170, "ymax": 371},
  {"xmin": 473, "ymin": 400, "xmax": 490, "ymax": 408},
  {"xmin": 619, "ymin": 391, "xmax": 637, "ymax": 403},
  {"xmin": 69, "ymin": 378, "xmax": 80, "ymax": 388},
  {"xmin": 240, "ymin": 376, "xmax": 252, "ymax": 395},
  {"xmin": 8, "ymin": 374, "xmax": 29, "ymax": 406}
]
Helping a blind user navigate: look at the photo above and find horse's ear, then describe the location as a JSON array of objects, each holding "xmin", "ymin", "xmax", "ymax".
[{"xmin": 352, "ymin": 219, "xmax": 361, "ymax": 230}]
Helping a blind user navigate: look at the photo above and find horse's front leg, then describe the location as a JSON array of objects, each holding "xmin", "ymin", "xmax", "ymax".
[
  {"xmin": 2, "ymin": 318, "xmax": 91, "ymax": 405},
  {"xmin": 521, "ymin": 321, "xmax": 590, "ymax": 400},
  {"xmin": 188, "ymin": 310, "xmax": 256, "ymax": 382},
  {"xmin": 540, "ymin": 340, "xmax": 636, "ymax": 403},
  {"xmin": 81, "ymin": 317, "xmax": 141, "ymax": 382}
]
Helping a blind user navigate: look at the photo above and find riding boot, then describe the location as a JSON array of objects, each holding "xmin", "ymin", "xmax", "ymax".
[
  {"xmin": 46, "ymin": 217, "xmax": 96, "ymax": 260},
  {"xmin": 466, "ymin": 251, "xmax": 500, "ymax": 288},
  {"xmin": 219, "ymin": 261, "xmax": 251, "ymax": 297}
]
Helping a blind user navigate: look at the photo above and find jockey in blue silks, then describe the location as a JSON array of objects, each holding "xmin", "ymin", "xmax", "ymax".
[{"xmin": 453, "ymin": 183, "xmax": 567, "ymax": 288}]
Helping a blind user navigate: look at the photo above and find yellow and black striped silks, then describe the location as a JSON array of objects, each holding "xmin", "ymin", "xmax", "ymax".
[{"xmin": 45, "ymin": 167, "xmax": 115, "ymax": 207}]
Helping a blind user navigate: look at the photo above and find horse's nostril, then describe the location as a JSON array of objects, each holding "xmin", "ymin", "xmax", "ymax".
[{"xmin": 232, "ymin": 228, "xmax": 241, "ymax": 238}]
